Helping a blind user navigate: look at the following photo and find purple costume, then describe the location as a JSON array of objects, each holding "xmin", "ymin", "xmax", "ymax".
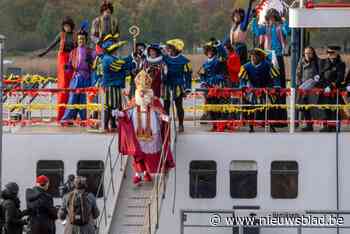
[{"xmin": 62, "ymin": 46, "xmax": 94, "ymax": 121}]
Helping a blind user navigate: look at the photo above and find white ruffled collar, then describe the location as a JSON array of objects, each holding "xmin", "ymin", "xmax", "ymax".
[{"xmin": 147, "ymin": 56, "xmax": 163, "ymax": 64}]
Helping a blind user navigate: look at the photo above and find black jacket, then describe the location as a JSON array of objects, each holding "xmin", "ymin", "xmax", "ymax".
[
  {"xmin": 319, "ymin": 56, "xmax": 346, "ymax": 89},
  {"xmin": 26, "ymin": 186, "xmax": 57, "ymax": 234},
  {"xmin": 1, "ymin": 190, "xmax": 25, "ymax": 234}
]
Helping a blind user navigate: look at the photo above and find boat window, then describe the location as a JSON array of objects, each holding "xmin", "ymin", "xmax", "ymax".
[
  {"xmin": 77, "ymin": 161, "xmax": 104, "ymax": 198},
  {"xmin": 230, "ymin": 161, "xmax": 257, "ymax": 199},
  {"xmin": 36, "ymin": 160, "xmax": 64, "ymax": 198},
  {"xmin": 189, "ymin": 161, "xmax": 216, "ymax": 199},
  {"xmin": 271, "ymin": 161, "xmax": 298, "ymax": 199}
]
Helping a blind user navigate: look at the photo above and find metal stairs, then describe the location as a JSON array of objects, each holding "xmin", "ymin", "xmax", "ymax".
[{"xmin": 109, "ymin": 159, "xmax": 154, "ymax": 234}]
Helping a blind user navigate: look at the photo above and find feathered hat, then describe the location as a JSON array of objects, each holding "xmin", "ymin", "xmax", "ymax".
[
  {"xmin": 101, "ymin": 33, "xmax": 120, "ymax": 49},
  {"xmin": 166, "ymin": 39, "xmax": 185, "ymax": 52},
  {"xmin": 250, "ymin": 48, "xmax": 268, "ymax": 60},
  {"xmin": 105, "ymin": 41, "xmax": 128, "ymax": 54},
  {"xmin": 255, "ymin": 0, "xmax": 285, "ymax": 24},
  {"xmin": 77, "ymin": 20, "xmax": 89, "ymax": 40},
  {"xmin": 203, "ymin": 39, "xmax": 218, "ymax": 55}
]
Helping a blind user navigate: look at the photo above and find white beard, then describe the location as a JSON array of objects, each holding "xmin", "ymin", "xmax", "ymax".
[{"xmin": 135, "ymin": 89, "xmax": 154, "ymax": 111}]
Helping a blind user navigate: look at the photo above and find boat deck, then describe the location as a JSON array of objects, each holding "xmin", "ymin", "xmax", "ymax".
[{"xmin": 5, "ymin": 120, "xmax": 350, "ymax": 135}]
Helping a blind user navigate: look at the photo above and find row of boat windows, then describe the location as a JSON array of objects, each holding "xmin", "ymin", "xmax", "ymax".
[
  {"xmin": 190, "ymin": 160, "xmax": 298, "ymax": 199},
  {"xmin": 37, "ymin": 160, "xmax": 104, "ymax": 198},
  {"xmin": 37, "ymin": 160, "xmax": 298, "ymax": 200}
]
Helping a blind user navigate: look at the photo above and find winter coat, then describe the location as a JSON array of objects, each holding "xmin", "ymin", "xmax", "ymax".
[
  {"xmin": 296, "ymin": 57, "xmax": 320, "ymax": 86},
  {"xmin": 1, "ymin": 190, "xmax": 25, "ymax": 234},
  {"xmin": 26, "ymin": 186, "xmax": 57, "ymax": 234},
  {"xmin": 319, "ymin": 56, "xmax": 346, "ymax": 89}
]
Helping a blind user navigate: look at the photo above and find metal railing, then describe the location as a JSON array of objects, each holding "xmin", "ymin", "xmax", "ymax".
[
  {"xmin": 96, "ymin": 134, "xmax": 124, "ymax": 233},
  {"xmin": 188, "ymin": 87, "xmax": 350, "ymax": 133},
  {"xmin": 142, "ymin": 96, "xmax": 178, "ymax": 234},
  {"xmin": 180, "ymin": 209, "xmax": 350, "ymax": 234}
]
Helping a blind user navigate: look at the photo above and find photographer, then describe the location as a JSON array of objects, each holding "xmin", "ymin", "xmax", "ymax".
[{"xmin": 1, "ymin": 182, "xmax": 28, "ymax": 234}]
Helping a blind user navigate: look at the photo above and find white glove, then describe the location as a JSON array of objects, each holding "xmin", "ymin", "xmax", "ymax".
[
  {"xmin": 347, "ymin": 86, "xmax": 350, "ymax": 92},
  {"xmin": 313, "ymin": 75, "xmax": 320, "ymax": 82},
  {"xmin": 160, "ymin": 114, "xmax": 170, "ymax": 122},
  {"xmin": 112, "ymin": 110, "xmax": 124, "ymax": 117},
  {"xmin": 324, "ymin": 87, "xmax": 331, "ymax": 93}
]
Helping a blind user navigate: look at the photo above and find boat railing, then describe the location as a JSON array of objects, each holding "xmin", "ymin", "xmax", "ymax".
[
  {"xmin": 186, "ymin": 87, "xmax": 350, "ymax": 132},
  {"xmin": 180, "ymin": 209, "xmax": 350, "ymax": 234},
  {"xmin": 2, "ymin": 74, "xmax": 105, "ymax": 131},
  {"xmin": 95, "ymin": 134, "xmax": 124, "ymax": 233},
  {"xmin": 3, "ymin": 74, "xmax": 350, "ymax": 133}
]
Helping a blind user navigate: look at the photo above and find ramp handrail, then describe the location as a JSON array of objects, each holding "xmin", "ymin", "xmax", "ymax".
[
  {"xmin": 142, "ymin": 95, "xmax": 178, "ymax": 234},
  {"xmin": 96, "ymin": 134, "xmax": 123, "ymax": 233}
]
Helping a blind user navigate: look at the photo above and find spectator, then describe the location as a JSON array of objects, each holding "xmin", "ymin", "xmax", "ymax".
[
  {"xmin": 1, "ymin": 182, "xmax": 28, "ymax": 234},
  {"xmin": 58, "ymin": 176, "xmax": 100, "ymax": 234},
  {"xmin": 318, "ymin": 45, "xmax": 346, "ymax": 132},
  {"xmin": 60, "ymin": 174, "xmax": 75, "ymax": 197},
  {"xmin": 296, "ymin": 46, "xmax": 321, "ymax": 132},
  {"xmin": 342, "ymin": 71, "xmax": 350, "ymax": 118},
  {"xmin": 26, "ymin": 175, "xmax": 57, "ymax": 234}
]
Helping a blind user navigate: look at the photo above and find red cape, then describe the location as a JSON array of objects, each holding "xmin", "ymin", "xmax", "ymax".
[{"xmin": 118, "ymin": 98, "xmax": 175, "ymax": 173}]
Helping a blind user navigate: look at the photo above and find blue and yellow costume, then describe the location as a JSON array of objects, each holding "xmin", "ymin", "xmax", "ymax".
[
  {"xmin": 163, "ymin": 39, "xmax": 192, "ymax": 132},
  {"xmin": 200, "ymin": 57, "xmax": 226, "ymax": 87},
  {"xmin": 239, "ymin": 59, "xmax": 280, "ymax": 88},
  {"xmin": 162, "ymin": 54, "xmax": 192, "ymax": 100},
  {"xmin": 239, "ymin": 48, "xmax": 281, "ymax": 132},
  {"xmin": 100, "ymin": 39, "xmax": 134, "ymax": 130},
  {"xmin": 200, "ymin": 41, "xmax": 226, "ymax": 88}
]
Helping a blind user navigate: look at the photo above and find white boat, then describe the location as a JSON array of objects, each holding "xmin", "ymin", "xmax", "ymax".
[{"xmin": 2, "ymin": 2, "xmax": 350, "ymax": 234}]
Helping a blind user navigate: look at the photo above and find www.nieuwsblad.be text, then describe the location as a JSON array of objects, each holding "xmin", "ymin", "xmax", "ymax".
[{"xmin": 209, "ymin": 214, "xmax": 345, "ymax": 227}]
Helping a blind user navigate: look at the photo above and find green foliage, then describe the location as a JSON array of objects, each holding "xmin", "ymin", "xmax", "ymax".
[{"xmin": 4, "ymin": 0, "xmax": 349, "ymax": 52}]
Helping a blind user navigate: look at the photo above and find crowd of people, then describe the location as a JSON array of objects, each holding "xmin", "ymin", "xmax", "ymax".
[
  {"xmin": 35, "ymin": 0, "xmax": 350, "ymax": 136},
  {"xmin": 0, "ymin": 175, "xmax": 99, "ymax": 234},
  {"xmin": 38, "ymin": 0, "xmax": 192, "ymax": 133}
]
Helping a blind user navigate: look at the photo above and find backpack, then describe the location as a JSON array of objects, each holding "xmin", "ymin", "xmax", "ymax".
[{"xmin": 67, "ymin": 191, "xmax": 90, "ymax": 226}]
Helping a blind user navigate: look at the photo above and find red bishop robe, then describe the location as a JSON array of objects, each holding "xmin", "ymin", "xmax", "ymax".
[{"xmin": 118, "ymin": 97, "xmax": 175, "ymax": 173}]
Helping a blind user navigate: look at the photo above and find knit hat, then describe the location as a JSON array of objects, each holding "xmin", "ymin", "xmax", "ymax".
[
  {"xmin": 4, "ymin": 182, "xmax": 19, "ymax": 195},
  {"xmin": 36, "ymin": 175, "xmax": 49, "ymax": 186}
]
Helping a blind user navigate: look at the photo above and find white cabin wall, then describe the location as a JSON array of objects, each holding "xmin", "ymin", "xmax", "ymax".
[
  {"xmin": 158, "ymin": 133, "xmax": 350, "ymax": 234},
  {"xmin": 3, "ymin": 134, "xmax": 121, "ymax": 234}
]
